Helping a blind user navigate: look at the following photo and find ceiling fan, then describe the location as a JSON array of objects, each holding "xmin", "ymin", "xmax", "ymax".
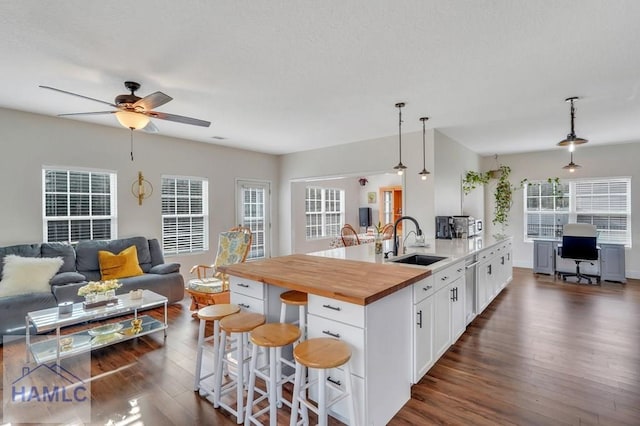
[{"xmin": 39, "ymin": 81, "xmax": 211, "ymax": 132}]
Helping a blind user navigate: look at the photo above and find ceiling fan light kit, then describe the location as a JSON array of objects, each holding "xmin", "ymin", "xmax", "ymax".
[
  {"xmin": 393, "ymin": 102, "xmax": 407, "ymax": 176},
  {"xmin": 39, "ymin": 81, "xmax": 211, "ymax": 132}
]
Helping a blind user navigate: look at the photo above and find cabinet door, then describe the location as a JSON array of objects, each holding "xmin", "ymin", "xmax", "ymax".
[
  {"xmin": 433, "ymin": 285, "xmax": 452, "ymax": 359},
  {"xmin": 504, "ymin": 248, "xmax": 513, "ymax": 286},
  {"xmin": 477, "ymin": 258, "xmax": 491, "ymax": 312},
  {"xmin": 533, "ymin": 240, "xmax": 555, "ymax": 274},
  {"xmin": 450, "ymin": 278, "xmax": 466, "ymax": 341},
  {"xmin": 600, "ymin": 244, "xmax": 626, "ymax": 283},
  {"xmin": 413, "ymin": 295, "xmax": 434, "ymax": 383}
]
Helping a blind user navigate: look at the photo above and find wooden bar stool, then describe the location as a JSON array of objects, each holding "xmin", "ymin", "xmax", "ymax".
[
  {"xmin": 214, "ymin": 311, "xmax": 266, "ymax": 424},
  {"xmin": 279, "ymin": 290, "xmax": 308, "ymax": 342},
  {"xmin": 194, "ymin": 304, "xmax": 241, "ymax": 397},
  {"xmin": 289, "ymin": 338, "xmax": 357, "ymax": 426},
  {"xmin": 245, "ymin": 323, "xmax": 301, "ymax": 426}
]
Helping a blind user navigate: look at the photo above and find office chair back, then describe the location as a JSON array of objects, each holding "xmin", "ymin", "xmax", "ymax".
[{"xmin": 561, "ymin": 223, "xmax": 598, "ymax": 260}]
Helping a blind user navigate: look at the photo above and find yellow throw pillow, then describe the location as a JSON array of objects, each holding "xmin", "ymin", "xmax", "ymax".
[{"xmin": 98, "ymin": 245, "xmax": 144, "ymax": 280}]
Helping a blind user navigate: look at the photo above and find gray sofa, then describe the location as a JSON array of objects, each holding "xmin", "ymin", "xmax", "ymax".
[{"xmin": 0, "ymin": 236, "xmax": 184, "ymax": 337}]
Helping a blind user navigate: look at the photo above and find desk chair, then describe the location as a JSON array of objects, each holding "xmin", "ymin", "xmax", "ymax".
[{"xmin": 559, "ymin": 223, "xmax": 600, "ymax": 284}]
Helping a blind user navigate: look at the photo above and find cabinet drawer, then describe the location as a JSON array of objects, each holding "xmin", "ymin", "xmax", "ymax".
[
  {"xmin": 309, "ymin": 366, "xmax": 365, "ymax": 425},
  {"xmin": 307, "ymin": 314, "xmax": 365, "ymax": 377},
  {"xmin": 433, "ymin": 261, "xmax": 464, "ymax": 292},
  {"xmin": 413, "ymin": 275, "xmax": 435, "ymax": 303},
  {"xmin": 308, "ymin": 295, "xmax": 365, "ymax": 328},
  {"xmin": 230, "ymin": 292, "xmax": 265, "ymax": 314},
  {"xmin": 229, "ymin": 276, "xmax": 264, "ymax": 299}
]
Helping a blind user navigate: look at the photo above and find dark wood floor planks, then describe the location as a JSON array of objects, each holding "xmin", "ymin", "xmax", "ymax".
[{"xmin": 1, "ymin": 267, "xmax": 639, "ymax": 425}]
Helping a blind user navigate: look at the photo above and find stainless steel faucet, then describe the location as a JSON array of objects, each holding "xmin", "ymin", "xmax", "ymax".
[{"xmin": 393, "ymin": 216, "xmax": 423, "ymax": 256}]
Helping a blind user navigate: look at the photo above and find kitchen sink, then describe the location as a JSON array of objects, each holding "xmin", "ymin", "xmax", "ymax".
[{"xmin": 389, "ymin": 254, "xmax": 447, "ymax": 266}]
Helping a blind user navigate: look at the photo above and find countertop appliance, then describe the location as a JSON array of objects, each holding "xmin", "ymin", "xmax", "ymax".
[
  {"xmin": 436, "ymin": 215, "xmax": 479, "ymax": 239},
  {"xmin": 436, "ymin": 216, "xmax": 454, "ymax": 239}
]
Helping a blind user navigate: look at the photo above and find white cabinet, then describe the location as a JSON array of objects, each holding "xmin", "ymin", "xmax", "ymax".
[
  {"xmin": 432, "ymin": 281, "xmax": 452, "ymax": 360},
  {"xmin": 412, "ymin": 282, "xmax": 434, "ymax": 383},
  {"xmin": 450, "ymin": 277, "xmax": 466, "ymax": 341},
  {"xmin": 307, "ymin": 288, "xmax": 412, "ymax": 425}
]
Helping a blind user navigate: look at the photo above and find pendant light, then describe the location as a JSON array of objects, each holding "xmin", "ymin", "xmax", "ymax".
[
  {"xmin": 392, "ymin": 102, "xmax": 407, "ymax": 175},
  {"xmin": 418, "ymin": 117, "xmax": 431, "ymax": 180},
  {"xmin": 557, "ymin": 97, "xmax": 588, "ymax": 151},
  {"xmin": 562, "ymin": 151, "xmax": 581, "ymax": 173}
]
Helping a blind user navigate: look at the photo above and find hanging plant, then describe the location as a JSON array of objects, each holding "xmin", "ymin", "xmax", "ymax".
[{"xmin": 462, "ymin": 170, "xmax": 491, "ymax": 195}]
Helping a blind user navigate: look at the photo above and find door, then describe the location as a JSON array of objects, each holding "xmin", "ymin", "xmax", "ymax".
[
  {"xmin": 379, "ymin": 186, "xmax": 403, "ymax": 229},
  {"xmin": 236, "ymin": 180, "xmax": 270, "ymax": 260}
]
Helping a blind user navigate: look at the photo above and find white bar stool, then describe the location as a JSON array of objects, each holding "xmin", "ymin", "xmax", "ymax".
[
  {"xmin": 289, "ymin": 337, "xmax": 357, "ymax": 426},
  {"xmin": 244, "ymin": 323, "xmax": 301, "ymax": 426},
  {"xmin": 214, "ymin": 311, "xmax": 266, "ymax": 424},
  {"xmin": 194, "ymin": 304, "xmax": 241, "ymax": 398},
  {"xmin": 279, "ymin": 290, "xmax": 308, "ymax": 342}
]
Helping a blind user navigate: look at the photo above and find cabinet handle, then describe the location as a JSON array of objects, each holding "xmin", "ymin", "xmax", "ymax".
[
  {"xmin": 327, "ymin": 376, "xmax": 342, "ymax": 386},
  {"xmin": 239, "ymin": 303, "xmax": 250, "ymax": 309},
  {"xmin": 450, "ymin": 288, "xmax": 455, "ymax": 301},
  {"xmin": 441, "ymin": 276, "xmax": 448, "ymax": 281},
  {"xmin": 501, "ymin": 256, "xmax": 505, "ymax": 265},
  {"xmin": 457, "ymin": 268, "xmax": 463, "ymax": 273},
  {"xmin": 488, "ymin": 264, "xmax": 492, "ymax": 275},
  {"xmin": 417, "ymin": 310, "xmax": 423, "ymax": 328},
  {"xmin": 507, "ymin": 253, "xmax": 511, "ymax": 261},
  {"xmin": 322, "ymin": 330, "xmax": 341, "ymax": 338},
  {"xmin": 322, "ymin": 304, "xmax": 341, "ymax": 311},
  {"xmin": 423, "ymin": 285, "xmax": 433, "ymax": 292},
  {"xmin": 454, "ymin": 287, "xmax": 458, "ymax": 302},
  {"xmin": 237, "ymin": 283, "xmax": 250, "ymax": 288}
]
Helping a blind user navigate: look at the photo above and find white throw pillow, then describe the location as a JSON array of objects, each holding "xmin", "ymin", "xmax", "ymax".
[{"xmin": 0, "ymin": 255, "xmax": 63, "ymax": 297}]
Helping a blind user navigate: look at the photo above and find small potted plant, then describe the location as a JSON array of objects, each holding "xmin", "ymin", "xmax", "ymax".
[{"xmin": 374, "ymin": 221, "xmax": 384, "ymax": 255}]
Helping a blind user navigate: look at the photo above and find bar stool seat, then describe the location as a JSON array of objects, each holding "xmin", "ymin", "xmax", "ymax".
[
  {"xmin": 194, "ymin": 304, "xmax": 240, "ymax": 397},
  {"xmin": 279, "ymin": 290, "xmax": 308, "ymax": 342},
  {"xmin": 214, "ymin": 311, "xmax": 266, "ymax": 424},
  {"xmin": 290, "ymin": 338, "xmax": 357, "ymax": 426},
  {"xmin": 245, "ymin": 323, "xmax": 301, "ymax": 426}
]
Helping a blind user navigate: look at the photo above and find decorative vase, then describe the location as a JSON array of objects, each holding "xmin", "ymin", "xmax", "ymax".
[
  {"xmin": 105, "ymin": 289, "xmax": 116, "ymax": 299},
  {"xmin": 375, "ymin": 234, "xmax": 383, "ymax": 255},
  {"xmin": 85, "ymin": 294, "xmax": 97, "ymax": 304}
]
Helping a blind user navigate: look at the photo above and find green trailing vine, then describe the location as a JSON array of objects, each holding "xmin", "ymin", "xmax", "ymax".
[{"xmin": 463, "ymin": 165, "xmax": 561, "ymax": 228}]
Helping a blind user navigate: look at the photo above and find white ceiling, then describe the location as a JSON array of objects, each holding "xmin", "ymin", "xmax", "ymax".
[{"xmin": 2, "ymin": 1, "xmax": 640, "ymax": 156}]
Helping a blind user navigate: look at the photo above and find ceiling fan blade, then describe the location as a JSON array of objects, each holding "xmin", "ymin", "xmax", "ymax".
[
  {"xmin": 133, "ymin": 91, "xmax": 172, "ymax": 111},
  {"xmin": 39, "ymin": 85, "xmax": 117, "ymax": 108},
  {"xmin": 142, "ymin": 120, "xmax": 159, "ymax": 133},
  {"xmin": 145, "ymin": 111, "xmax": 211, "ymax": 127},
  {"xmin": 57, "ymin": 111, "xmax": 116, "ymax": 117}
]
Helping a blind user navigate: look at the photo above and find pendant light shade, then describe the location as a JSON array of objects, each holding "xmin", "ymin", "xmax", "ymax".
[
  {"xmin": 562, "ymin": 151, "xmax": 581, "ymax": 173},
  {"xmin": 392, "ymin": 102, "xmax": 407, "ymax": 175},
  {"xmin": 419, "ymin": 117, "xmax": 431, "ymax": 180},
  {"xmin": 557, "ymin": 97, "xmax": 588, "ymax": 149}
]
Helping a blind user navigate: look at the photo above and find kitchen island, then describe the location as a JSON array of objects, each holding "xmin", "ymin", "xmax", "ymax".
[{"xmin": 219, "ymin": 235, "xmax": 512, "ymax": 425}]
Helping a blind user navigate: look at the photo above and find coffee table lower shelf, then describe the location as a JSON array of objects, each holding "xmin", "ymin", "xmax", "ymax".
[{"xmin": 28, "ymin": 315, "xmax": 166, "ymax": 364}]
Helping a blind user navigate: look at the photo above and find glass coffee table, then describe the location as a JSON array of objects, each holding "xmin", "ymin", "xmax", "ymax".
[{"xmin": 25, "ymin": 289, "xmax": 168, "ymax": 364}]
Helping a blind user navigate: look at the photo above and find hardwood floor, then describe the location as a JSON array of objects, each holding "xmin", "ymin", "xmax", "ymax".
[{"xmin": 2, "ymin": 268, "xmax": 639, "ymax": 425}]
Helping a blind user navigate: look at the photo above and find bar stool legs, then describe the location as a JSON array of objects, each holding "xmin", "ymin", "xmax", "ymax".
[
  {"xmin": 279, "ymin": 290, "xmax": 308, "ymax": 344},
  {"xmin": 194, "ymin": 304, "xmax": 240, "ymax": 398},
  {"xmin": 289, "ymin": 338, "xmax": 357, "ymax": 426},
  {"xmin": 213, "ymin": 311, "xmax": 266, "ymax": 424},
  {"xmin": 244, "ymin": 323, "xmax": 301, "ymax": 426}
]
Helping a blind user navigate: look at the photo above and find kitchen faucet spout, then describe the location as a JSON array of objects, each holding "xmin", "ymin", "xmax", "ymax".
[{"xmin": 393, "ymin": 216, "xmax": 423, "ymax": 256}]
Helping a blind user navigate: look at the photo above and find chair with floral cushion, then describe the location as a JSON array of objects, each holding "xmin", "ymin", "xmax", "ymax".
[
  {"xmin": 340, "ymin": 224, "xmax": 360, "ymax": 247},
  {"xmin": 185, "ymin": 226, "xmax": 252, "ymax": 316}
]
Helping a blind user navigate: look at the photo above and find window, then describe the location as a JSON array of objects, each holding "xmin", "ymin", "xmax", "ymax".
[
  {"xmin": 42, "ymin": 167, "xmax": 117, "ymax": 243},
  {"xmin": 161, "ymin": 176, "xmax": 208, "ymax": 255},
  {"xmin": 524, "ymin": 177, "xmax": 631, "ymax": 245},
  {"xmin": 305, "ymin": 187, "xmax": 344, "ymax": 239},
  {"xmin": 237, "ymin": 180, "xmax": 270, "ymax": 260}
]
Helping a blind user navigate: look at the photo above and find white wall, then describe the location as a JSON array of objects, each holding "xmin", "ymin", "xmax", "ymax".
[
  {"xmin": 479, "ymin": 142, "xmax": 640, "ymax": 278},
  {"xmin": 0, "ymin": 107, "xmax": 279, "ymax": 279},
  {"xmin": 434, "ymin": 130, "xmax": 484, "ymax": 220}
]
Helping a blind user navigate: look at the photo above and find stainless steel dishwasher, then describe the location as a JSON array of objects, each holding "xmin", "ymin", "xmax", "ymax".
[{"xmin": 465, "ymin": 254, "xmax": 479, "ymax": 325}]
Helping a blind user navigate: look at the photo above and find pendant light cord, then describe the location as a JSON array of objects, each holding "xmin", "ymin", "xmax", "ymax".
[
  {"xmin": 422, "ymin": 119, "xmax": 426, "ymax": 169},
  {"xmin": 398, "ymin": 105, "xmax": 403, "ymax": 163},
  {"xmin": 130, "ymin": 128, "xmax": 134, "ymax": 161}
]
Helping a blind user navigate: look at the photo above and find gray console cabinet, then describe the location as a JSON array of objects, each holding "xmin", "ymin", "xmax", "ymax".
[
  {"xmin": 600, "ymin": 243, "xmax": 626, "ymax": 283},
  {"xmin": 533, "ymin": 240, "xmax": 555, "ymax": 275}
]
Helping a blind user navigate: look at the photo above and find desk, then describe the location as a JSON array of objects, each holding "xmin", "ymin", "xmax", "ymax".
[{"xmin": 532, "ymin": 239, "xmax": 625, "ymax": 282}]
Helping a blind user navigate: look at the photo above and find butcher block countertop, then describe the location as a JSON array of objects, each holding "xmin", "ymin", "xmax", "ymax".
[{"xmin": 218, "ymin": 253, "xmax": 430, "ymax": 306}]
